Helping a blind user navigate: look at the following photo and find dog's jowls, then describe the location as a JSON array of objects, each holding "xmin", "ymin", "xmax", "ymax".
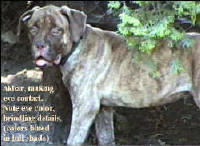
[{"xmin": 18, "ymin": 5, "xmax": 200, "ymax": 146}]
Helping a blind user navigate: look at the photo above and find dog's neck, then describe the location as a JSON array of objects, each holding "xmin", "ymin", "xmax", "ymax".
[
  {"xmin": 59, "ymin": 36, "xmax": 85, "ymax": 79},
  {"xmin": 60, "ymin": 36, "xmax": 83, "ymax": 66}
]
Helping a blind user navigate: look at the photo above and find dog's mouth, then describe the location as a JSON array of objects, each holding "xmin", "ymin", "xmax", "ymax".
[{"xmin": 35, "ymin": 54, "xmax": 62, "ymax": 67}]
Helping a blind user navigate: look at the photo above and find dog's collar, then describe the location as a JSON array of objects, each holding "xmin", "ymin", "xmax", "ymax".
[{"xmin": 59, "ymin": 37, "xmax": 82, "ymax": 66}]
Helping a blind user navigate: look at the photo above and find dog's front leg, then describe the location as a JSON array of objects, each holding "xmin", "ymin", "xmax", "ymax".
[
  {"xmin": 67, "ymin": 93, "xmax": 100, "ymax": 146},
  {"xmin": 95, "ymin": 107, "xmax": 115, "ymax": 146}
]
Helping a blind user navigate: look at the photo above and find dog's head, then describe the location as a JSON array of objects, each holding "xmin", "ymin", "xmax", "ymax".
[{"xmin": 17, "ymin": 5, "xmax": 87, "ymax": 67}]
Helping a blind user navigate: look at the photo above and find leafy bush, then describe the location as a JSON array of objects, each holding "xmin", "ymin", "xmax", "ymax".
[
  {"xmin": 108, "ymin": 1, "xmax": 200, "ymax": 54},
  {"xmin": 108, "ymin": 1, "xmax": 200, "ymax": 76}
]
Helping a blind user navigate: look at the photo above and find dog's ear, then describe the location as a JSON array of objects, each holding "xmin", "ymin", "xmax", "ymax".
[
  {"xmin": 60, "ymin": 6, "xmax": 87, "ymax": 42},
  {"xmin": 17, "ymin": 6, "xmax": 40, "ymax": 36}
]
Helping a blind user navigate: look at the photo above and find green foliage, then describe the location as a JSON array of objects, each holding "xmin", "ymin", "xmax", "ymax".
[
  {"xmin": 108, "ymin": 1, "xmax": 121, "ymax": 9},
  {"xmin": 108, "ymin": 1, "xmax": 199, "ymax": 75},
  {"xmin": 107, "ymin": 1, "xmax": 122, "ymax": 16},
  {"xmin": 171, "ymin": 58, "xmax": 185, "ymax": 75},
  {"xmin": 108, "ymin": 1, "xmax": 200, "ymax": 54},
  {"xmin": 173, "ymin": 1, "xmax": 200, "ymax": 25}
]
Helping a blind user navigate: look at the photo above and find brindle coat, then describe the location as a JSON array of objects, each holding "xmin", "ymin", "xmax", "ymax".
[{"xmin": 18, "ymin": 5, "xmax": 200, "ymax": 146}]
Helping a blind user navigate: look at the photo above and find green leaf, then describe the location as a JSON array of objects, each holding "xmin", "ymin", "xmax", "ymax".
[
  {"xmin": 169, "ymin": 28, "xmax": 184, "ymax": 41},
  {"xmin": 139, "ymin": 39, "xmax": 157, "ymax": 54},
  {"xmin": 171, "ymin": 58, "xmax": 185, "ymax": 75},
  {"xmin": 119, "ymin": 13, "xmax": 141, "ymax": 26},
  {"xmin": 108, "ymin": 1, "xmax": 121, "ymax": 9}
]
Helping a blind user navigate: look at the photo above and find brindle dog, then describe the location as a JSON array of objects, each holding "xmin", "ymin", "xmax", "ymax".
[{"xmin": 18, "ymin": 5, "xmax": 200, "ymax": 146}]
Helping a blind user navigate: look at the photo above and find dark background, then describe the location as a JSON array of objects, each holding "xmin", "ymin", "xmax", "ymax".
[{"xmin": 1, "ymin": 1, "xmax": 200, "ymax": 145}]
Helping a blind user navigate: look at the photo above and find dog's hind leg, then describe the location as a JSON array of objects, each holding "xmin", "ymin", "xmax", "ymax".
[
  {"xmin": 95, "ymin": 106, "xmax": 115, "ymax": 146},
  {"xmin": 193, "ymin": 91, "xmax": 200, "ymax": 109},
  {"xmin": 193, "ymin": 70, "xmax": 200, "ymax": 109},
  {"xmin": 192, "ymin": 41, "xmax": 200, "ymax": 109}
]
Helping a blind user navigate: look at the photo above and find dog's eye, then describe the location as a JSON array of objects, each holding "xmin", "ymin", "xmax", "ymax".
[
  {"xmin": 51, "ymin": 27, "xmax": 63, "ymax": 36},
  {"xmin": 30, "ymin": 26, "xmax": 38, "ymax": 36}
]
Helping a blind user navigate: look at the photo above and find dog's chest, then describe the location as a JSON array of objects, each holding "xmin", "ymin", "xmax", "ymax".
[{"xmin": 60, "ymin": 44, "xmax": 98, "ymax": 92}]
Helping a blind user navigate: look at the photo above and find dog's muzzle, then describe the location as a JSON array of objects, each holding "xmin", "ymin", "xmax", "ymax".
[{"xmin": 35, "ymin": 54, "xmax": 62, "ymax": 67}]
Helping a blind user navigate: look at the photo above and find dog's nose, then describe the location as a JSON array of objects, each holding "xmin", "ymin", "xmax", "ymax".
[{"xmin": 35, "ymin": 41, "xmax": 47, "ymax": 50}]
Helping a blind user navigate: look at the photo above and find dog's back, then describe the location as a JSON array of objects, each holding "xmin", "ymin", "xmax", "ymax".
[{"xmin": 82, "ymin": 25, "xmax": 199, "ymax": 108}]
